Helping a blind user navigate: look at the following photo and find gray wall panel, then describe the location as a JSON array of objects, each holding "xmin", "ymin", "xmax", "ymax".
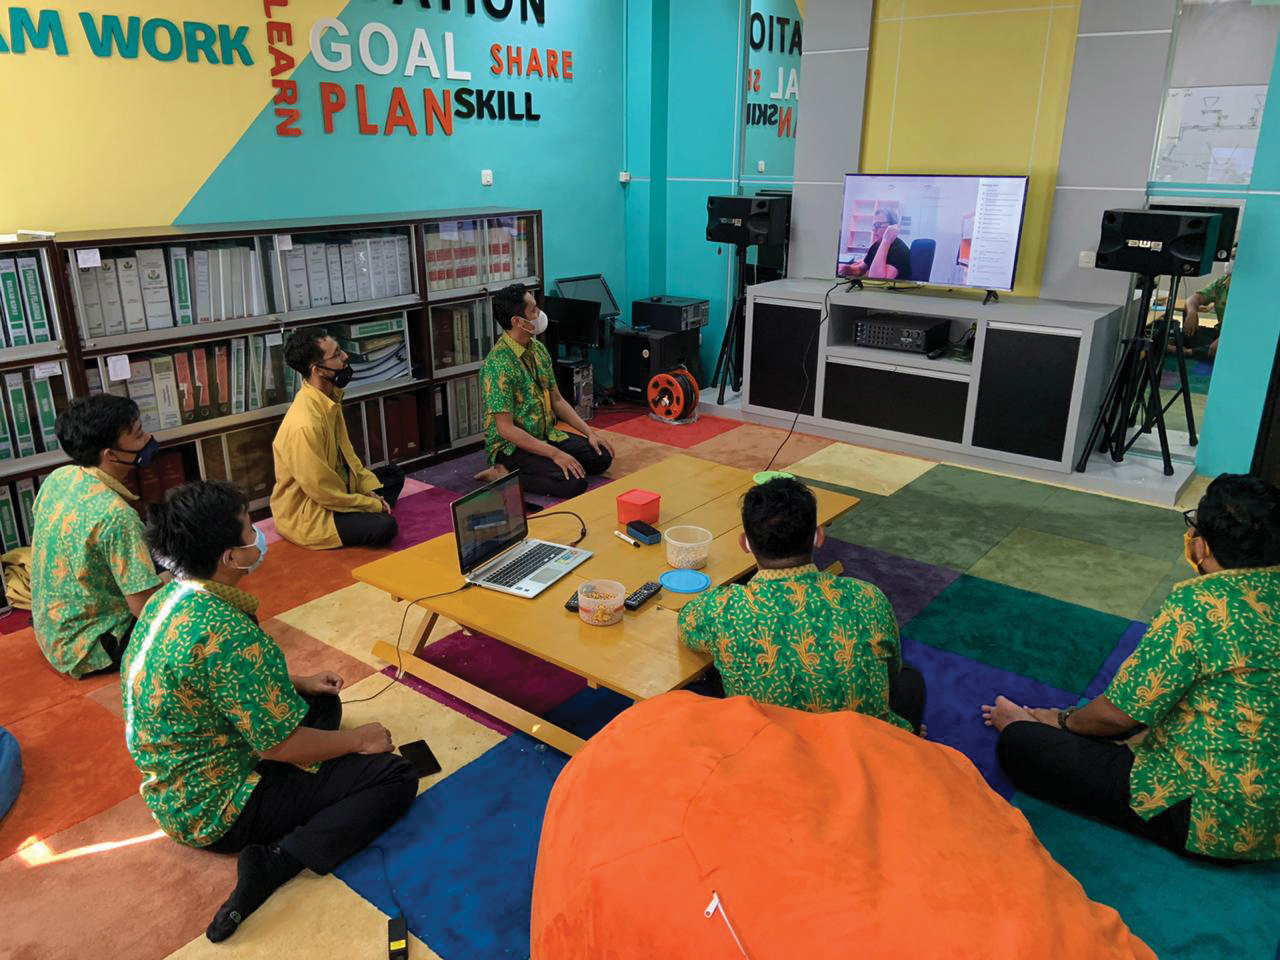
[
  {"xmin": 801, "ymin": 0, "xmax": 872, "ymax": 53},
  {"xmin": 1057, "ymin": 34, "xmax": 1170, "ymax": 188},
  {"xmin": 1078, "ymin": 0, "xmax": 1176, "ymax": 34},
  {"xmin": 1040, "ymin": 188, "xmax": 1143, "ymax": 305},
  {"xmin": 789, "ymin": 182, "xmax": 844, "ymax": 280},
  {"xmin": 794, "ymin": 50, "xmax": 869, "ymax": 183}
]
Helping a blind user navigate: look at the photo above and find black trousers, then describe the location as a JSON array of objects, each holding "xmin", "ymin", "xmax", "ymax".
[
  {"xmin": 334, "ymin": 464, "xmax": 406, "ymax": 548},
  {"xmin": 689, "ymin": 663, "xmax": 926, "ymax": 734},
  {"xmin": 85, "ymin": 618, "xmax": 138, "ymax": 677},
  {"xmin": 203, "ymin": 693, "xmax": 417, "ymax": 874},
  {"xmin": 497, "ymin": 433, "xmax": 613, "ymax": 499},
  {"xmin": 994, "ymin": 720, "xmax": 1224, "ymax": 860}
]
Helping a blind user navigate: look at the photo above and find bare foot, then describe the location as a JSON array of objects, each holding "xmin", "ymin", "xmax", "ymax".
[
  {"xmin": 473, "ymin": 464, "xmax": 510, "ymax": 484},
  {"xmin": 981, "ymin": 695, "xmax": 1035, "ymax": 732}
]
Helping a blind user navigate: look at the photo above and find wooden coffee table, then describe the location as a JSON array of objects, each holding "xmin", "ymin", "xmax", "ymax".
[{"xmin": 353, "ymin": 453, "xmax": 858, "ymax": 754}]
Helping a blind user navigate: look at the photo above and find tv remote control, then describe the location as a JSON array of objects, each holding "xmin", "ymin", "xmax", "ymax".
[
  {"xmin": 624, "ymin": 581, "xmax": 662, "ymax": 611},
  {"xmin": 564, "ymin": 590, "xmax": 580, "ymax": 612}
]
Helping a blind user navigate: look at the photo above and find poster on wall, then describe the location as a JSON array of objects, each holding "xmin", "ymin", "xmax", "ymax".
[
  {"xmin": 1154, "ymin": 84, "xmax": 1269, "ymax": 185},
  {"xmin": 742, "ymin": 1, "xmax": 802, "ymax": 180}
]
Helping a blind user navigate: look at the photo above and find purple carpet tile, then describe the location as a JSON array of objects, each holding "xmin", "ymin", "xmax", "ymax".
[
  {"xmin": 382, "ymin": 628, "xmax": 587, "ymax": 735},
  {"xmin": 901, "ymin": 636, "xmax": 1079, "ymax": 799},
  {"xmin": 1082, "ymin": 620, "xmax": 1147, "ymax": 701},
  {"xmin": 1160, "ymin": 371, "xmax": 1181, "ymax": 391},
  {"xmin": 815, "ymin": 535, "xmax": 963, "ymax": 626},
  {"xmin": 410, "ymin": 450, "xmax": 488, "ymax": 495},
  {"xmin": 1192, "ymin": 360, "xmax": 1214, "ymax": 377},
  {"xmin": 389, "ymin": 486, "xmax": 463, "ymax": 550}
]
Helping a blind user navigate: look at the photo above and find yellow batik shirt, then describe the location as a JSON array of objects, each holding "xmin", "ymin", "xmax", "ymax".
[
  {"xmin": 1107, "ymin": 567, "xmax": 1280, "ymax": 860},
  {"xmin": 122, "ymin": 579, "xmax": 308, "ymax": 847},
  {"xmin": 481, "ymin": 333, "xmax": 567, "ymax": 466},
  {"xmin": 31, "ymin": 465, "xmax": 161, "ymax": 677},
  {"xmin": 678, "ymin": 565, "xmax": 912, "ymax": 729}
]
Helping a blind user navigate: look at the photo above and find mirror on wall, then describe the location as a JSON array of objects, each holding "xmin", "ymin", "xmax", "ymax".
[
  {"xmin": 740, "ymin": 0, "xmax": 802, "ymax": 183},
  {"xmin": 1137, "ymin": 0, "xmax": 1280, "ymax": 466}
]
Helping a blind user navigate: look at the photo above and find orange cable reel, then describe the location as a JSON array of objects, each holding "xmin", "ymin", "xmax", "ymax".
[{"xmin": 647, "ymin": 367, "xmax": 700, "ymax": 422}]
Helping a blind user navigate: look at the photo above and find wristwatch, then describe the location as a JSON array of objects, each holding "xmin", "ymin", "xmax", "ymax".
[{"xmin": 1058, "ymin": 706, "xmax": 1079, "ymax": 731}]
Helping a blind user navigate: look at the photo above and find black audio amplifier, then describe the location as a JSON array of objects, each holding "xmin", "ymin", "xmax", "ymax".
[{"xmin": 853, "ymin": 315, "xmax": 951, "ymax": 354}]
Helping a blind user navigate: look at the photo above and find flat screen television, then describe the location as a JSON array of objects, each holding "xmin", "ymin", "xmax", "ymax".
[{"xmin": 836, "ymin": 174, "xmax": 1029, "ymax": 292}]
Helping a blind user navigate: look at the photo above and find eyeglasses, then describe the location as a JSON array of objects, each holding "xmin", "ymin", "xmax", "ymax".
[{"xmin": 1183, "ymin": 509, "xmax": 1198, "ymax": 529}]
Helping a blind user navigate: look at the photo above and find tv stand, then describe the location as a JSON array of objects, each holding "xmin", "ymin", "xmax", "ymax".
[
  {"xmin": 983, "ymin": 289, "xmax": 1000, "ymax": 306},
  {"xmin": 737, "ymin": 280, "xmax": 1124, "ymax": 475}
]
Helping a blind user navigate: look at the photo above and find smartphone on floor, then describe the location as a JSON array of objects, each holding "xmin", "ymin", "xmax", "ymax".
[{"xmin": 399, "ymin": 739, "xmax": 442, "ymax": 778}]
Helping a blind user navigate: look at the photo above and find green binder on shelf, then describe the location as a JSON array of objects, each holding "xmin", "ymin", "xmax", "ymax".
[
  {"xmin": 29, "ymin": 374, "xmax": 59, "ymax": 452},
  {"xmin": 0, "ymin": 259, "xmax": 29, "ymax": 347},
  {"xmin": 0, "ymin": 487, "xmax": 21, "ymax": 552},
  {"xmin": 17, "ymin": 257, "xmax": 51, "ymax": 343},
  {"xmin": 5, "ymin": 373, "xmax": 36, "ymax": 457}
]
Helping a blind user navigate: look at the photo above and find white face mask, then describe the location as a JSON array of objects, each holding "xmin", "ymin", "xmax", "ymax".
[{"xmin": 523, "ymin": 310, "xmax": 549, "ymax": 336}]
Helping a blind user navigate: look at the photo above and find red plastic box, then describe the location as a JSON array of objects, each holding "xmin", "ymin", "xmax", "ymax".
[{"xmin": 617, "ymin": 488, "xmax": 661, "ymax": 525}]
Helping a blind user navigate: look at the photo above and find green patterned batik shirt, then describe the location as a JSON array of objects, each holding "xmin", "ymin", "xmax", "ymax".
[
  {"xmin": 1107, "ymin": 567, "xmax": 1280, "ymax": 860},
  {"xmin": 678, "ymin": 565, "xmax": 912, "ymax": 730},
  {"xmin": 122, "ymin": 579, "xmax": 308, "ymax": 847},
  {"xmin": 1198, "ymin": 272, "xmax": 1231, "ymax": 322},
  {"xmin": 31, "ymin": 465, "xmax": 161, "ymax": 677},
  {"xmin": 481, "ymin": 332, "xmax": 567, "ymax": 465}
]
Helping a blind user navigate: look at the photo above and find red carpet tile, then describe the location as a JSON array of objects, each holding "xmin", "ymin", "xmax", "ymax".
[
  {"xmin": 687, "ymin": 422, "xmax": 835, "ymax": 473},
  {"xmin": 262, "ymin": 618, "xmax": 378, "ymax": 686},
  {"xmin": 0, "ymin": 697, "xmax": 140, "ymax": 859},
  {"xmin": 0, "ymin": 607, "xmax": 33, "ymax": 635},
  {"xmin": 585, "ymin": 405, "xmax": 647, "ymax": 430},
  {"xmin": 0, "ymin": 627, "xmax": 118, "ymax": 728},
  {"xmin": 248, "ymin": 538, "xmax": 388, "ymax": 622},
  {"xmin": 0, "ymin": 795, "xmax": 235, "ymax": 960},
  {"xmin": 598, "ymin": 432, "xmax": 680, "ymax": 475},
  {"xmin": 606, "ymin": 412, "xmax": 743, "ymax": 449}
]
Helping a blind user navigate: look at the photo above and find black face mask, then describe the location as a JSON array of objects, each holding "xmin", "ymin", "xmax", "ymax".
[
  {"xmin": 315, "ymin": 361, "xmax": 354, "ymax": 389},
  {"xmin": 111, "ymin": 436, "xmax": 160, "ymax": 468}
]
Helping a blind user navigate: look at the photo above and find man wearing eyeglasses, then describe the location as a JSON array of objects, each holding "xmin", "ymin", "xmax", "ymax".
[
  {"xmin": 839, "ymin": 208, "xmax": 912, "ymax": 281},
  {"xmin": 982, "ymin": 474, "xmax": 1280, "ymax": 863}
]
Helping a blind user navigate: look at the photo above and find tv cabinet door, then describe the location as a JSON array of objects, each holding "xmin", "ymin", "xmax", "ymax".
[
  {"xmin": 822, "ymin": 359, "xmax": 894, "ymax": 430},
  {"xmin": 891, "ymin": 371, "xmax": 968, "ymax": 442},
  {"xmin": 972, "ymin": 322, "xmax": 1080, "ymax": 462},
  {"xmin": 749, "ymin": 302, "xmax": 821, "ymax": 415}
]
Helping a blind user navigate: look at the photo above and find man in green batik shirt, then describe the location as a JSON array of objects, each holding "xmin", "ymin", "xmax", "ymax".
[
  {"xmin": 31, "ymin": 394, "xmax": 162, "ymax": 677},
  {"xmin": 985, "ymin": 474, "xmax": 1280, "ymax": 862},
  {"xmin": 477, "ymin": 283, "xmax": 613, "ymax": 498},
  {"xmin": 678, "ymin": 477, "xmax": 925, "ymax": 733},
  {"xmin": 123, "ymin": 481, "xmax": 415, "ymax": 943},
  {"xmin": 1182, "ymin": 269, "xmax": 1231, "ymax": 361}
]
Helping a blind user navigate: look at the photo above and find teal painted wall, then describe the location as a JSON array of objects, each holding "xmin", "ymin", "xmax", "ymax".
[
  {"xmin": 1196, "ymin": 35, "xmax": 1280, "ymax": 476},
  {"xmin": 741, "ymin": 0, "xmax": 802, "ymax": 181},
  {"xmin": 180, "ymin": 0, "xmax": 628, "ymax": 331}
]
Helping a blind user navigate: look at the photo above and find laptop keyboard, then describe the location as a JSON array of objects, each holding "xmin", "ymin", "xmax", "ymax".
[{"xmin": 481, "ymin": 543, "xmax": 567, "ymax": 587}]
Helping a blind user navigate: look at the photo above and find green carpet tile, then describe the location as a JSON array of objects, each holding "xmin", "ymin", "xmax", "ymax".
[
  {"xmin": 1019, "ymin": 486, "xmax": 1187, "ymax": 561},
  {"xmin": 905, "ymin": 574, "xmax": 1132, "ymax": 694},
  {"xmin": 969, "ymin": 528, "xmax": 1175, "ymax": 620}
]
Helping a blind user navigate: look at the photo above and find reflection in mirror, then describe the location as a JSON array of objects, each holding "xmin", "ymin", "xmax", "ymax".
[{"xmin": 741, "ymin": 1, "xmax": 802, "ymax": 181}]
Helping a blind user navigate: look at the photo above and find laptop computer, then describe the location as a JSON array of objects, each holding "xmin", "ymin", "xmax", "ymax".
[{"xmin": 450, "ymin": 471, "xmax": 591, "ymax": 597}]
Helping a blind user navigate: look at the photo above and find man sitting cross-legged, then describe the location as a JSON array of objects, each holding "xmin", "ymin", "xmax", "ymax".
[
  {"xmin": 677, "ymin": 476, "xmax": 926, "ymax": 732},
  {"xmin": 983, "ymin": 473, "xmax": 1280, "ymax": 863},
  {"xmin": 122, "ymin": 481, "xmax": 416, "ymax": 942}
]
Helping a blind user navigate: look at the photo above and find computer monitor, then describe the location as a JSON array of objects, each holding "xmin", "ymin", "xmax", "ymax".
[
  {"xmin": 1148, "ymin": 202, "xmax": 1239, "ymax": 262},
  {"xmin": 543, "ymin": 294, "xmax": 601, "ymax": 346},
  {"xmin": 836, "ymin": 174, "xmax": 1029, "ymax": 292},
  {"xmin": 555, "ymin": 274, "xmax": 621, "ymax": 320},
  {"xmin": 451, "ymin": 472, "xmax": 526, "ymax": 575}
]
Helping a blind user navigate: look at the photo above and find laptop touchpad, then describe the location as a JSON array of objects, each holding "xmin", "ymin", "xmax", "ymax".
[{"xmin": 530, "ymin": 568, "xmax": 563, "ymax": 584}]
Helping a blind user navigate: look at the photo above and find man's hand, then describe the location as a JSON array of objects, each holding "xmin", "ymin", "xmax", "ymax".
[
  {"xmin": 353, "ymin": 722, "xmax": 394, "ymax": 755},
  {"xmin": 883, "ymin": 224, "xmax": 899, "ymax": 245},
  {"xmin": 375, "ymin": 493, "xmax": 392, "ymax": 514},
  {"xmin": 586, "ymin": 430, "xmax": 614, "ymax": 458},
  {"xmin": 551, "ymin": 449, "xmax": 586, "ymax": 480},
  {"xmin": 295, "ymin": 671, "xmax": 344, "ymax": 696}
]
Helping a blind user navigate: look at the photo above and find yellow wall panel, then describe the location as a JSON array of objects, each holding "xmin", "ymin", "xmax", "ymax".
[
  {"xmin": 860, "ymin": 0, "xmax": 1081, "ymax": 296},
  {"xmin": 0, "ymin": 1, "xmax": 346, "ymax": 233}
]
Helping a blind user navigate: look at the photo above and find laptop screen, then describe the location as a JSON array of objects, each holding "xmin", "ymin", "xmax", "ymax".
[{"xmin": 451, "ymin": 472, "xmax": 528, "ymax": 575}]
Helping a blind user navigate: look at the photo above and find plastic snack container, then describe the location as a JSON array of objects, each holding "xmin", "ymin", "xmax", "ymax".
[
  {"xmin": 664, "ymin": 526, "xmax": 713, "ymax": 570},
  {"xmin": 578, "ymin": 579, "xmax": 626, "ymax": 626}
]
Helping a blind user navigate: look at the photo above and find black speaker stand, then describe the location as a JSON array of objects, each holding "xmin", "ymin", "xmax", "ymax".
[
  {"xmin": 1145, "ymin": 276, "xmax": 1198, "ymax": 447},
  {"xmin": 1077, "ymin": 274, "xmax": 1175, "ymax": 476},
  {"xmin": 983, "ymin": 289, "xmax": 1000, "ymax": 305},
  {"xmin": 712, "ymin": 242, "xmax": 751, "ymax": 406}
]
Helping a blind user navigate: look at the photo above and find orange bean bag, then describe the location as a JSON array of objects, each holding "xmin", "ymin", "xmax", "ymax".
[{"xmin": 531, "ymin": 693, "xmax": 1154, "ymax": 959}]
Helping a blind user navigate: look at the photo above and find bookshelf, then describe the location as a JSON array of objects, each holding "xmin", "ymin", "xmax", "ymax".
[{"xmin": 0, "ymin": 208, "xmax": 543, "ymax": 520}]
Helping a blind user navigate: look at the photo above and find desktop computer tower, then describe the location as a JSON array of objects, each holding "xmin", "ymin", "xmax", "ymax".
[
  {"xmin": 613, "ymin": 328, "xmax": 702, "ymax": 402},
  {"xmin": 555, "ymin": 358, "xmax": 594, "ymax": 422}
]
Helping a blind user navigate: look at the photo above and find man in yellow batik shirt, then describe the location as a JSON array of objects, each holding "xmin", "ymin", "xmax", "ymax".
[
  {"xmin": 984, "ymin": 474, "xmax": 1280, "ymax": 863},
  {"xmin": 31, "ymin": 395, "xmax": 162, "ymax": 676},
  {"xmin": 270, "ymin": 327, "xmax": 405, "ymax": 549}
]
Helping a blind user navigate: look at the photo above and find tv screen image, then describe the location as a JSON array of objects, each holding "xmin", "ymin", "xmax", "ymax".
[{"xmin": 836, "ymin": 174, "xmax": 1028, "ymax": 292}]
